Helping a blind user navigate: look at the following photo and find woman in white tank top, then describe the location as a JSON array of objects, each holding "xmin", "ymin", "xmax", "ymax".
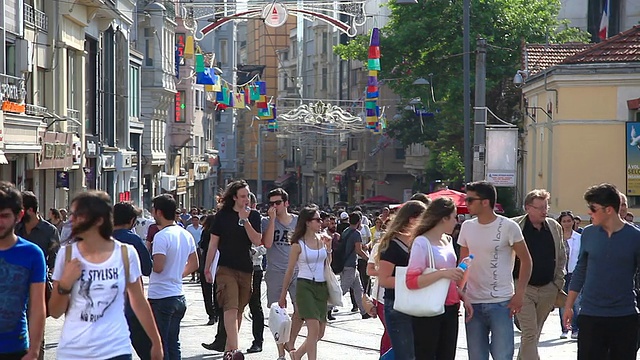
[{"xmin": 279, "ymin": 206, "xmax": 332, "ymax": 360}]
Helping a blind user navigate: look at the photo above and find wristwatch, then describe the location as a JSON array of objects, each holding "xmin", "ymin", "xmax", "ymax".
[{"xmin": 57, "ymin": 285, "xmax": 72, "ymax": 295}]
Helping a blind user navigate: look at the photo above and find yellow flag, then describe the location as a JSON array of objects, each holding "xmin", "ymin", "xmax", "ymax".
[{"xmin": 184, "ymin": 36, "xmax": 194, "ymax": 59}]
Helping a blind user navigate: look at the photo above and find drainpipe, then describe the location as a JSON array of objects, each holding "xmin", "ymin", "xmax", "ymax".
[{"xmin": 544, "ymin": 72, "xmax": 556, "ymax": 195}]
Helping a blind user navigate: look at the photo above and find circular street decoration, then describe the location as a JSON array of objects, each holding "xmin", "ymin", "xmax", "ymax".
[{"xmin": 262, "ymin": 3, "xmax": 288, "ymax": 28}]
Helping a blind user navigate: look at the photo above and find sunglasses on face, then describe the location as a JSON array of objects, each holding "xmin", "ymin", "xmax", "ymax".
[
  {"xmin": 588, "ymin": 204, "xmax": 605, "ymax": 213},
  {"xmin": 465, "ymin": 196, "xmax": 484, "ymax": 203},
  {"xmin": 269, "ymin": 200, "xmax": 283, "ymax": 206}
]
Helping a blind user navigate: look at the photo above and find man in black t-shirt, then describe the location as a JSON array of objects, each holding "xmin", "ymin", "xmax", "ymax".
[{"xmin": 203, "ymin": 180, "xmax": 262, "ymax": 359}]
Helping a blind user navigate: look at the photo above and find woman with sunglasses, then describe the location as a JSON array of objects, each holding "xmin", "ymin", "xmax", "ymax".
[
  {"xmin": 557, "ymin": 211, "xmax": 581, "ymax": 340},
  {"xmin": 279, "ymin": 206, "xmax": 332, "ymax": 360}
]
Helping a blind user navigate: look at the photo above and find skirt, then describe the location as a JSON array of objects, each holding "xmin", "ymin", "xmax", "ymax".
[{"xmin": 296, "ymin": 278, "xmax": 329, "ymax": 322}]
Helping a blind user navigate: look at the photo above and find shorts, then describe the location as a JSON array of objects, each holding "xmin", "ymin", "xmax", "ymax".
[
  {"xmin": 265, "ymin": 268, "xmax": 297, "ymax": 306},
  {"xmin": 216, "ymin": 266, "xmax": 253, "ymax": 312}
]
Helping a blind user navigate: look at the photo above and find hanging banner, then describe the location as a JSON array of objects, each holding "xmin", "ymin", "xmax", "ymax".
[
  {"xmin": 626, "ymin": 122, "xmax": 640, "ymax": 195},
  {"xmin": 485, "ymin": 127, "xmax": 518, "ymax": 187}
]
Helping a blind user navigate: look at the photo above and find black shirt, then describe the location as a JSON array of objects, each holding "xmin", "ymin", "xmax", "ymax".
[
  {"xmin": 380, "ymin": 238, "xmax": 410, "ymax": 301},
  {"xmin": 15, "ymin": 218, "xmax": 60, "ymax": 269},
  {"xmin": 210, "ymin": 208, "xmax": 261, "ymax": 273},
  {"xmin": 520, "ymin": 218, "xmax": 556, "ymax": 286}
]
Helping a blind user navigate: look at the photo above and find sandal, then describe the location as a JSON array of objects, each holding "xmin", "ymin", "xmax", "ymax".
[{"xmin": 283, "ymin": 344, "xmax": 297, "ymax": 360}]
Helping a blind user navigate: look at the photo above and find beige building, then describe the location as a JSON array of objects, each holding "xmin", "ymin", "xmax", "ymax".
[{"xmin": 520, "ymin": 26, "xmax": 640, "ymax": 217}]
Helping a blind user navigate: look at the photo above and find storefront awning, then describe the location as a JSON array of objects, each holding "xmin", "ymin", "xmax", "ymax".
[
  {"xmin": 329, "ymin": 159, "xmax": 358, "ymax": 176},
  {"xmin": 274, "ymin": 173, "xmax": 294, "ymax": 187}
]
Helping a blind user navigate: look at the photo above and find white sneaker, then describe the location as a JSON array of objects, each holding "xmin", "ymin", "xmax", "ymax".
[
  {"xmin": 571, "ymin": 331, "xmax": 579, "ymax": 340},
  {"xmin": 277, "ymin": 357, "xmax": 286, "ymax": 360},
  {"xmin": 560, "ymin": 332, "xmax": 568, "ymax": 339}
]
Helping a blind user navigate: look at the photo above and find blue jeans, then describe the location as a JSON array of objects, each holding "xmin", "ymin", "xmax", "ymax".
[
  {"xmin": 559, "ymin": 273, "xmax": 580, "ymax": 333},
  {"xmin": 384, "ymin": 298, "xmax": 415, "ymax": 360},
  {"xmin": 465, "ymin": 300, "xmax": 514, "ymax": 360},
  {"xmin": 149, "ymin": 295, "xmax": 187, "ymax": 360}
]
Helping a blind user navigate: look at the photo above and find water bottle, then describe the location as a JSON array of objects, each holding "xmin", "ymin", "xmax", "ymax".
[{"xmin": 458, "ymin": 254, "xmax": 474, "ymax": 271}]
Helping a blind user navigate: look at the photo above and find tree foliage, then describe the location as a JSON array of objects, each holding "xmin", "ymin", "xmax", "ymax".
[{"xmin": 334, "ymin": 0, "xmax": 589, "ymax": 183}]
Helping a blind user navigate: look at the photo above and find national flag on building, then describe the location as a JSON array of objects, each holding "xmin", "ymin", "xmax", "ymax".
[{"xmin": 599, "ymin": 0, "xmax": 609, "ymax": 41}]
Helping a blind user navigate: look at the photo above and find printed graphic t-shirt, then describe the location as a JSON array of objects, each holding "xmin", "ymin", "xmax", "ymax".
[
  {"xmin": 52, "ymin": 241, "xmax": 142, "ymax": 360},
  {"xmin": 262, "ymin": 215, "xmax": 298, "ymax": 272},
  {"xmin": 457, "ymin": 215, "xmax": 524, "ymax": 304},
  {"xmin": 0, "ymin": 237, "xmax": 46, "ymax": 354}
]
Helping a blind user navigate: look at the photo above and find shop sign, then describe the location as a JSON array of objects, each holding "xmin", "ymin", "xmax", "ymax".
[
  {"xmin": 193, "ymin": 162, "xmax": 210, "ymax": 181},
  {"xmin": 37, "ymin": 132, "xmax": 72, "ymax": 169},
  {"xmin": 101, "ymin": 154, "xmax": 116, "ymax": 170},
  {"xmin": 85, "ymin": 136, "xmax": 99, "ymax": 158},
  {"xmin": 1, "ymin": 82, "xmax": 26, "ymax": 114},
  {"xmin": 176, "ymin": 176, "xmax": 187, "ymax": 195}
]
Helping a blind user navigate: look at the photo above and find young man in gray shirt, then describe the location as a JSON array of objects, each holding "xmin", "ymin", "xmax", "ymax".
[
  {"xmin": 563, "ymin": 184, "xmax": 640, "ymax": 360},
  {"xmin": 261, "ymin": 188, "xmax": 301, "ymax": 359}
]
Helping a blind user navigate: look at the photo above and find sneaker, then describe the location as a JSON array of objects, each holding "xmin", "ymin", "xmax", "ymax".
[
  {"xmin": 332, "ymin": 307, "xmax": 339, "ymax": 313},
  {"xmin": 350, "ymin": 306, "xmax": 358, "ymax": 312},
  {"xmin": 277, "ymin": 357, "xmax": 286, "ymax": 360},
  {"xmin": 246, "ymin": 342, "xmax": 262, "ymax": 353},
  {"xmin": 327, "ymin": 310, "xmax": 336, "ymax": 321},
  {"xmin": 362, "ymin": 313, "xmax": 372, "ymax": 319},
  {"xmin": 571, "ymin": 331, "xmax": 579, "ymax": 340},
  {"xmin": 560, "ymin": 332, "xmax": 568, "ymax": 339}
]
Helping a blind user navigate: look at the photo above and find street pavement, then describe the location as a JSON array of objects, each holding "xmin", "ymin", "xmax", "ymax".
[{"xmin": 44, "ymin": 279, "xmax": 585, "ymax": 359}]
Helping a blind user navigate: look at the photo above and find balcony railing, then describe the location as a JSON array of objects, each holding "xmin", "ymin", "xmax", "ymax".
[
  {"xmin": 164, "ymin": 0, "xmax": 176, "ymax": 20},
  {"xmin": 24, "ymin": 3, "xmax": 48, "ymax": 32},
  {"xmin": 66, "ymin": 108, "xmax": 81, "ymax": 134},
  {"xmin": 25, "ymin": 104, "xmax": 48, "ymax": 117}
]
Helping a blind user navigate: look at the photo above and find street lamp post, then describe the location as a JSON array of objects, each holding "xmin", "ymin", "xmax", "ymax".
[
  {"xmin": 257, "ymin": 124, "xmax": 265, "ymax": 204},
  {"xmin": 463, "ymin": 0, "xmax": 471, "ymax": 183}
]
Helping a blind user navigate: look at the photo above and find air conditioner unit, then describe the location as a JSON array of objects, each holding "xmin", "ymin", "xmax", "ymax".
[
  {"xmin": 160, "ymin": 175, "xmax": 177, "ymax": 191},
  {"xmin": 17, "ymin": 39, "xmax": 33, "ymax": 73}
]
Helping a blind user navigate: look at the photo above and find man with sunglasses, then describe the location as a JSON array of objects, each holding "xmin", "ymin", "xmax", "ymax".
[
  {"xmin": 458, "ymin": 181, "xmax": 532, "ymax": 360},
  {"xmin": 512, "ymin": 189, "xmax": 566, "ymax": 360},
  {"xmin": 261, "ymin": 188, "xmax": 302, "ymax": 360},
  {"xmin": 563, "ymin": 184, "xmax": 640, "ymax": 360}
]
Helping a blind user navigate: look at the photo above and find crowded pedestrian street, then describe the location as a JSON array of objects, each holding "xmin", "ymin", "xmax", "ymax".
[{"xmin": 42, "ymin": 279, "xmax": 585, "ymax": 360}]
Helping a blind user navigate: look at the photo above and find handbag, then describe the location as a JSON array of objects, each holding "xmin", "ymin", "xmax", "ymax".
[
  {"xmin": 393, "ymin": 239, "xmax": 449, "ymax": 317},
  {"xmin": 268, "ymin": 303, "xmax": 292, "ymax": 344},
  {"xmin": 324, "ymin": 258, "xmax": 343, "ymax": 307}
]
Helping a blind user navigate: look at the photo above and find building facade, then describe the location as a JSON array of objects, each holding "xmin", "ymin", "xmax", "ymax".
[{"xmin": 520, "ymin": 26, "xmax": 640, "ymax": 216}]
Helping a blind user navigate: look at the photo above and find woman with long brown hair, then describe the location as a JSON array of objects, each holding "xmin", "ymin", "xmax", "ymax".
[
  {"xmin": 375, "ymin": 200, "xmax": 428, "ymax": 360},
  {"xmin": 279, "ymin": 205, "xmax": 332, "ymax": 360},
  {"xmin": 406, "ymin": 196, "xmax": 474, "ymax": 359}
]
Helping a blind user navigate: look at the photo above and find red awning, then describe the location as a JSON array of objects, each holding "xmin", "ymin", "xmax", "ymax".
[
  {"xmin": 274, "ymin": 173, "xmax": 294, "ymax": 187},
  {"xmin": 362, "ymin": 195, "xmax": 401, "ymax": 204}
]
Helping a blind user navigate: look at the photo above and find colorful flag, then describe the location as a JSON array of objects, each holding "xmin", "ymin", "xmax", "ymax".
[{"xmin": 599, "ymin": 0, "xmax": 609, "ymax": 41}]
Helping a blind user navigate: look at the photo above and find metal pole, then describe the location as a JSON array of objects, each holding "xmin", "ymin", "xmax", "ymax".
[
  {"xmin": 473, "ymin": 38, "xmax": 487, "ymax": 182},
  {"xmin": 257, "ymin": 125, "xmax": 263, "ymax": 203},
  {"xmin": 463, "ymin": 0, "xmax": 472, "ymax": 183}
]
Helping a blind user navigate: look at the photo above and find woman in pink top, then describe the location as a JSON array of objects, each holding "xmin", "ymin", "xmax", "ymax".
[{"xmin": 406, "ymin": 197, "xmax": 474, "ymax": 360}]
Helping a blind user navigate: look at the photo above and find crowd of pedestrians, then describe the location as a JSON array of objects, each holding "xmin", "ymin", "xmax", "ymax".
[{"xmin": 2, "ymin": 178, "xmax": 640, "ymax": 360}]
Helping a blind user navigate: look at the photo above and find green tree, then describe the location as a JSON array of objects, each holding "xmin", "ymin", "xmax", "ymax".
[{"xmin": 335, "ymin": 0, "xmax": 589, "ymax": 184}]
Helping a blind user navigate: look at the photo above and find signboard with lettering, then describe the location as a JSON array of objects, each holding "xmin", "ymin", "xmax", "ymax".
[
  {"xmin": 176, "ymin": 176, "xmax": 188, "ymax": 195},
  {"xmin": 485, "ymin": 127, "xmax": 518, "ymax": 187},
  {"xmin": 0, "ymin": 81, "xmax": 26, "ymax": 114},
  {"xmin": 37, "ymin": 132, "xmax": 73, "ymax": 169},
  {"xmin": 85, "ymin": 136, "xmax": 99, "ymax": 158},
  {"xmin": 175, "ymin": 33, "xmax": 185, "ymax": 66},
  {"xmin": 627, "ymin": 122, "xmax": 640, "ymax": 195}
]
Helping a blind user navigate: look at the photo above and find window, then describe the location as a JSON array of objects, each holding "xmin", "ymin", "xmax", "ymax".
[
  {"xmin": 175, "ymin": 90, "xmax": 186, "ymax": 122},
  {"xmin": 291, "ymin": 40, "xmax": 297, "ymax": 58},
  {"xmin": 5, "ymin": 43, "xmax": 15, "ymax": 76},
  {"xmin": 322, "ymin": 32, "xmax": 328, "ymax": 53},
  {"xmin": 195, "ymin": 89, "xmax": 202, "ymax": 110},
  {"xmin": 67, "ymin": 50, "xmax": 76, "ymax": 109},
  {"xmin": 36, "ymin": 67, "xmax": 45, "ymax": 106},
  {"xmin": 321, "ymin": 68, "xmax": 327, "ymax": 90},
  {"xmin": 129, "ymin": 65, "xmax": 140, "ymax": 118},
  {"xmin": 219, "ymin": 39, "xmax": 228, "ymax": 65},
  {"xmin": 395, "ymin": 147, "xmax": 406, "ymax": 160},
  {"xmin": 144, "ymin": 28, "xmax": 154, "ymax": 66},
  {"xmin": 283, "ymin": 50, "xmax": 288, "ymax": 61},
  {"xmin": 283, "ymin": 74, "xmax": 288, "ymax": 90}
]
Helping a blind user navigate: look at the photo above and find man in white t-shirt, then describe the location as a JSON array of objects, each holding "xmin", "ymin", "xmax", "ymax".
[
  {"xmin": 149, "ymin": 194, "xmax": 199, "ymax": 359},
  {"xmin": 458, "ymin": 181, "xmax": 532, "ymax": 360}
]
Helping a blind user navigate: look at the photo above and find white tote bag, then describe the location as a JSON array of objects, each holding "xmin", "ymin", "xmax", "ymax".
[
  {"xmin": 393, "ymin": 240, "xmax": 449, "ymax": 317},
  {"xmin": 324, "ymin": 259, "xmax": 343, "ymax": 307},
  {"xmin": 268, "ymin": 303, "xmax": 292, "ymax": 344}
]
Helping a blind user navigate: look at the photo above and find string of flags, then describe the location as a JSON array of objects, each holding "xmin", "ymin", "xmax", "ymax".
[
  {"xmin": 366, "ymin": 28, "xmax": 383, "ymax": 133},
  {"xmin": 185, "ymin": 42, "xmax": 277, "ymax": 132}
]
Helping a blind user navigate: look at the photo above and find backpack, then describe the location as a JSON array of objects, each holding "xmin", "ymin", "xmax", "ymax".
[
  {"xmin": 65, "ymin": 242, "xmax": 131, "ymax": 282},
  {"xmin": 331, "ymin": 228, "xmax": 357, "ymax": 274}
]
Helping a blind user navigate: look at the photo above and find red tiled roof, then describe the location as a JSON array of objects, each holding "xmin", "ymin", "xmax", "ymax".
[
  {"xmin": 523, "ymin": 43, "xmax": 593, "ymax": 75},
  {"xmin": 562, "ymin": 25, "xmax": 640, "ymax": 64}
]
